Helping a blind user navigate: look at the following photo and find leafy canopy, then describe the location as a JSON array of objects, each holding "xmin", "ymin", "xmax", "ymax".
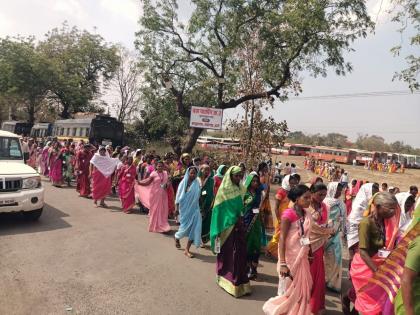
[{"xmin": 136, "ymin": 0, "xmax": 373, "ymax": 153}]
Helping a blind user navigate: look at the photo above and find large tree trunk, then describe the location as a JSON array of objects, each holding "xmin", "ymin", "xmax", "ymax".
[
  {"xmin": 181, "ymin": 127, "xmax": 203, "ymax": 154},
  {"xmin": 27, "ymin": 102, "xmax": 35, "ymax": 124},
  {"xmin": 61, "ymin": 103, "xmax": 70, "ymax": 119}
]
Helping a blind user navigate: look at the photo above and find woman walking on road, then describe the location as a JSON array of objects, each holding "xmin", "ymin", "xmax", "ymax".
[
  {"xmin": 243, "ymin": 172, "xmax": 262, "ymax": 280},
  {"xmin": 324, "ymin": 182, "xmax": 347, "ymax": 293},
  {"xmin": 118, "ymin": 156, "xmax": 137, "ymax": 214},
  {"xmin": 198, "ymin": 164, "xmax": 215, "ymax": 244},
  {"xmin": 90, "ymin": 147, "xmax": 118, "ymax": 208},
  {"xmin": 174, "ymin": 167, "xmax": 202, "ymax": 258},
  {"xmin": 75, "ymin": 144, "xmax": 93, "ymax": 198},
  {"xmin": 210, "ymin": 166, "xmax": 251, "ymax": 298},
  {"xmin": 136, "ymin": 161, "xmax": 171, "ymax": 233},
  {"xmin": 263, "ymin": 185, "xmax": 313, "ymax": 315},
  {"xmin": 49, "ymin": 142, "xmax": 64, "ymax": 187}
]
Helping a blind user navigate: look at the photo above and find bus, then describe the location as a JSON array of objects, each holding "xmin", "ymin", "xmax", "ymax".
[
  {"xmin": 1, "ymin": 121, "xmax": 33, "ymax": 136},
  {"xmin": 30, "ymin": 123, "xmax": 53, "ymax": 138},
  {"xmin": 52, "ymin": 115, "xmax": 124, "ymax": 147},
  {"xmin": 197, "ymin": 136, "xmax": 241, "ymax": 151},
  {"xmin": 307, "ymin": 146, "xmax": 357, "ymax": 164}
]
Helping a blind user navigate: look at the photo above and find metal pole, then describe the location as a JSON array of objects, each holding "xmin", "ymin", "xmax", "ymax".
[{"xmin": 246, "ymin": 99, "xmax": 255, "ymax": 161}]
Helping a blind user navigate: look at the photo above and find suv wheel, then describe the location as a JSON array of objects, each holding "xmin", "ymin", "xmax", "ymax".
[{"xmin": 23, "ymin": 208, "xmax": 43, "ymax": 221}]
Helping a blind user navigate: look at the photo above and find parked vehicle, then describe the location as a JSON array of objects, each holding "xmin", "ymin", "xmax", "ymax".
[
  {"xmin": 1, "ymin": 121, "xmax": 33, "ymax": 136},
  {"xmin": 0, "ymin": 130, "xmax": 44, "ymax": 220}
]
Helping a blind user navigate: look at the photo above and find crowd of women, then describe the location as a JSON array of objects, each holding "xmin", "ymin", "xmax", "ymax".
[{"xmin": 26, "ymin": 138, "xmax": 420, "ymax": 315}]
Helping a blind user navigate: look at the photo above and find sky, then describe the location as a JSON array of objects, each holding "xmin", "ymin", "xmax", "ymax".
[{"xmin": 0, "ymin": 0, "xmax": 419, "ymax": 147}]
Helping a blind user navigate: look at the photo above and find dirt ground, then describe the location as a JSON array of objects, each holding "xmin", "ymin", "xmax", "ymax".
[{"xmin": 271, "ymin": 155, "xmax": 420, "ymax": 191}]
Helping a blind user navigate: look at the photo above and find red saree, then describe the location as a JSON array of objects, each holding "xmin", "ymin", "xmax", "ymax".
[
  {"xmin": 119, "ymin": 164, "xmax": 136, "ymax": 213},
  {"xmin": 91, "ymin": 167, "xmax": 112, "ymax": 201}
]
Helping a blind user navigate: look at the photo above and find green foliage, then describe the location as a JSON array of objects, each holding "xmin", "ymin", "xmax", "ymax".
[
  {"xmin": 389, "ymin": 0, "xmax": 419, "ymax": 91},
  {"xmin": 0, "ymin": 37, "xmax": 53, "ymax": 122},
  {"xmin": 136, "ymin": 0, "xmax": 373, "ymax": 153},
  {"xmin": 38, "ymin": 23, "xmax": 119, "ymax": 118}
]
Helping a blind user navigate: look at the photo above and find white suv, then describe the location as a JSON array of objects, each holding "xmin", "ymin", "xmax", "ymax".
[{"xmin": 0, "ymin": 130, "xmax": 44, "ymax": 220}]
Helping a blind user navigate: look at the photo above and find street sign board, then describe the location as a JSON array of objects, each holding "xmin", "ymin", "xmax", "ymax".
[{"xmin": 190, "ymin": 106, "xmax": 223, "ymax": 130}]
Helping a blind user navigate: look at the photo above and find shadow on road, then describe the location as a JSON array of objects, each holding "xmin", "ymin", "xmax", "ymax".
[{"xmin": 0, "ymin": 203, "xmax": 71, "ymax": 236}]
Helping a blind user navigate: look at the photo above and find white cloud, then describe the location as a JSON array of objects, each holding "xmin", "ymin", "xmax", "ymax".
[
  {"xmin": 52, "ymin": 0, "xmax": 87, "ymax": 20},
  {"xmin": 99, "ymin": 0, "xmax": 140, "ymax": 24}
]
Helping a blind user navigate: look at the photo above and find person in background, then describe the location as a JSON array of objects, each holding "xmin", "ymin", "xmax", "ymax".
[
  {"xmin": 380, "ymin": 182, "xmax": 388, "ymax": 192},
  {"xmin": 243, "ymin": 172, "xmax": 262, "ymax": 280},
  {"xmin": 90, "ymin": 146, "xmax": 118, "ymax": 208},
  {"xmin": 345, "ymin": 179, "xmax": 360, "ymax": 216},
  {"xmin": 324, "ymin": 182, "xmax": 346, "ymax": 293},
  {"xmin": 193, "ymin": 157, "xmax": 201, "ymax": 168},
  {"xmin": 197, "ymin": 164, "xmax": 215, "ymax": 245},
  {"xmin": 409, "ymin": 185, "xmax": 418, "ymax": 199},
  {"xmin": 239, "ymin": 162, "xmax": 248, "ymax": 185},
  {"xmin": 49, "ymin": 142, "xmax": 64, "ymax": 187},
  {"xmin": 396, "ymin": 192, "xmax": 416, "ymax": 233},
  {"xmin": 118, "ymin": 156, "xmax": 137, "ymax": 214},
  {"xmin": 75, "ymin": 144, "xmax": 93, "ymax": 198},
  {"xmin": 283, "ymin": 162, "xmax": 291, "ymax": 176},
  {"xmin": 213, "ymin": 164, "xmax": 227, "ymax": 196},
  {"xmin": 266, "ymin": 174, "xmax": 300, "ymax": 259},
  {"xmin": 309, "ymin": 183, "xmax": 333, "ymax": 315},
  {"xmin": 290, "ymin": 163, "xmax": 297, "ymax": 174},
  {"xmin": 210, "ymin": 166, "xmax": 250, "ymax": 298},
  {"xmin": 163, "ymin": 154, "xmax": 176, "ymax": 219},
  {"xmin": 174, "ymin": 167, "xmax": 202, "ymax": 258},
  {"xmin": 263, "ymin": 185, "xmax": 313, "ymax": 315},
  {"xmin": 21, "ymin": 137, "xmax": 30, "ymax": 163},
  {"xmin": 340, "ymin": 171, "xmax": 349, "ymax": 189},
  {"xmin": 62, "ymin": 143, "xmax": 75, "ymax": 187}
]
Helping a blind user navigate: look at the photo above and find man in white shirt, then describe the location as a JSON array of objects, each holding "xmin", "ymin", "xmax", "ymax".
[
  {"xmin": 20, "ymin": 137, "xmax": 30, "ymax": 163},
  {"xmin": 340, "ymin": 171, "xmax": 349, "ymax": 188}
]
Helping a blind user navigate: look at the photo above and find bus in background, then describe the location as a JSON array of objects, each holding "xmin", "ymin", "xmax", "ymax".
[
  {"xmin": 52, "ymin": 115, "xmax": 124, "ymax": 147},
  {"xmin": 278, "ymin": 143, "xmax": 311, "ymax": 156},
  {"xmin": 1, "ymin": 121, "xmax": 33, "ymax": 136},
  {"xmin": 30, "ymin": 123, "xmax": 53, "ymax": 139},
  {"xmin": 307, "ymin": 146, "xmax": 357, "ymax": 164}
]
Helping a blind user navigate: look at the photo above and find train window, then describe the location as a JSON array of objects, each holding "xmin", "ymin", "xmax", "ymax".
[
  {"xmin": 85, "ymin": 128, "xmax": 90, "ymax": 137},
  {"xmin": 72, "ymin": 128, "xmax": 76, "ymax": 136}
]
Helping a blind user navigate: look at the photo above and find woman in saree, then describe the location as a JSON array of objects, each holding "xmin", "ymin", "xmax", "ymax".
[
  {"xmin": 347, "ymin": 182, "xmax": 380, "ymax": 258},
  {"xmin": 49, "ymin": 142, "xmax": 64, "ymax": 187},
  {"xmin": 172, "ymin": 153, "xmax": 192, "ymax": 193},
  {"xmin": 163, "ymin": 154, "xmax": 176, "ymax": 218},
  {"xmin": 308, "ymin": 183, "xmax": 333, "ymax": 315},
  {"xmin": 263, "ymin": 184, "xmax": 313, "ymax": 315},
  {"xmin": 243, "ymin": 172, "xmax": 262, "ymax": 280},
  {"xmin": 345, "ymin": 179, "xmax": 361, "ymax": 215},
  {"xmin": 197, "ymin": 164, "xmax": 214, "ymax": 244},
  {"xmin": 210, "ymin": 166, "xmax": 251, "ymax": 298},
  {"xmin": 118, "ymin": 156, "xmax": 137, "ymax": 214},
  {"xmin": 324, "ymin": 182, "xmax": 346, "ymax": 293},
  {"xmin": 136, "ymin": 161, "xmax": 171, "ymax": 233},
  {"xmin": 90, "ymin": 147, "xmax": 118, "ymax": 207},
  {"xmin": 395, "ymin": 192, "xmax": 416, "ymax": 233},
  {"xmin": 258, "ymin": 162, "xmax": 273, "ymax": 237},
  {"xmin": 40, "ymin": 141, "xmax": 51, "ymax": 176},
  {"xmin": 27, "ymin": 143, "xmax": 38, "ymax": 169},
  {"xmin": 266, "ymin": 174, "xmax": 299, "ymax": 259},
  {"xmin": 213, "ymin": 164, "xmax": 227, "ymax": 196},
  {"xmin": 174, "ymin": 167, "xmax": 202, "ymax": 258},
  {"xmin": 350, "ymin": 192, "xmax": 400, "ymax": 315},
  {"xmin": 75, "ymin": 144, "xmax": 93, "ymax": 198},
  {"xmin": 63, "ymin": 144, "xmax": 75, "ymax": 187}
]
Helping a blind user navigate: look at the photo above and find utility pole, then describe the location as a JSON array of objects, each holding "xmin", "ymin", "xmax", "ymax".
[{"xmin": 245, "ymin": 99, "xmax": 255, "ymax": 161}]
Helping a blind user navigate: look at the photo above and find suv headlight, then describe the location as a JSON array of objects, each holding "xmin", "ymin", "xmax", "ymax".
[{"xmin": 22, "ymin": 176, "xmax": 41, "ymax": 189}]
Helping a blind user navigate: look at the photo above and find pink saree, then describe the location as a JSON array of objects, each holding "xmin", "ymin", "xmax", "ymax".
[
  {"xmin": 263, "ymin": 208, "xmax": 313, "ymax": 315},
  {"xmin": 119, "ymin": 164, "xmax": 137, "ymax": 213},
  {"xmin": 91, "ymin": 168, "xmax": 112, "ymax": 201},
  {"xmin": 49, "ymin": 151, "xmax": 63, "ymax": 185},
  {"xmin": 135, "ymin": 171, "xmax": 171, "ymax": 233},
  {"xmin": 40, "ymin": 147, "xmax": 50, "ymax": 176}
]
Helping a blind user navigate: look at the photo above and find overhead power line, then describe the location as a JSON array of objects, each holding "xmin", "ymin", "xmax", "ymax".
[{"xmin": 289, "ymin": 90, "xmax": 420, "ymax": 101}]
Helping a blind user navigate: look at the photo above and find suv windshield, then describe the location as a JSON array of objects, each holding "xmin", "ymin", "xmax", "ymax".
[{"xmin": 0, "ymin": 137, "xmax": 23, "ymax": 160}]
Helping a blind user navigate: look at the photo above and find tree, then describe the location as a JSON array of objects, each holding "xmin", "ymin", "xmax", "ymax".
[
  {"xmin": 389, "ymin": 0, "xmax": 419, "ymax": 91},
  {"xmin": 110, "ymin": 46, "xmax": 142, "ymax": 122},
  {"xmin": 38, "ymin": 23, "xmax": 119, "ymax": 118},
  {"xmin": 136, "ymin": 0, "xmax": 373, "ymax": 153},
  {"xmin": 0, "ymin": 37, "xmax": 53, "ymax": 123},
  {"xmin": 355, "ymin": 134, "xmax": 387, "ymax": 152}
]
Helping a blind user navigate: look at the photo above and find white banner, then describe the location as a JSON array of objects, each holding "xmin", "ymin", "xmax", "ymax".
[{"xmin": 190, "ymin": 106, "xmax": 223, "ymax": 130}]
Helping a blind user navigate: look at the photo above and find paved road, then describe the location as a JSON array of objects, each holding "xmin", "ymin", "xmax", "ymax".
[{"xmin": 0, "ymin": 180, "xmax": 344, "ymax": 315}]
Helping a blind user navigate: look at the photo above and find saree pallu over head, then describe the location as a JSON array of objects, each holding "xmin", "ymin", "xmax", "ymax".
[
  {"xmin": 357, "ymin": 221, "xmax": 420, "ymax": 315},
  {"xmin": 210, "ymin": 166, "xmax": 245, "ymax": 252}
]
